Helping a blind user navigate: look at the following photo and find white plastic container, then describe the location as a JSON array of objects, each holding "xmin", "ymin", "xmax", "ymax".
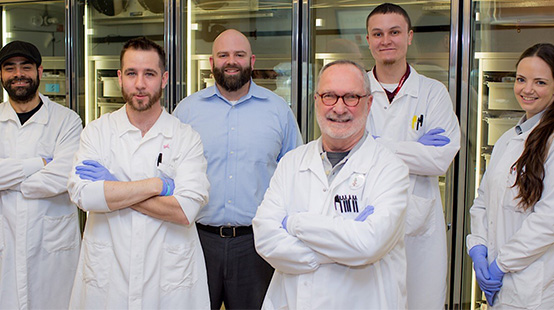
[
  {"xmin": 487, "ymin": 118, "xmax": 519, "ymax": 145},
  {"xmin": 101, "ymin": 77, "xmax": 121, "ymax": 97},
  {"xmin": 487, "ymin": 82, "xmax": 522, "ymax": 111}
]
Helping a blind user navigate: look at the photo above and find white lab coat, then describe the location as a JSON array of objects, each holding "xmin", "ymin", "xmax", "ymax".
[
  {"xmin": 366, "ymin": 67, "xmax": 461, "ymax": 309},
  {"xmin": 67, "ymin": 106, "xmax": 210, "ymax": 309},
  {"xmin": 467, "ymin": 121, "xmax": 554, "ymax": 309},
  {"xmin": 253, "ymin": 136, "xmax": 410, "ymax": 309},
  {"xmin": 0, "ymin": 94, "xmax": 82, "ymax": 309}
]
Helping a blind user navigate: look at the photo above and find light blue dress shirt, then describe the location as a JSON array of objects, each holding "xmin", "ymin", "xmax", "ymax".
[
  {"xmin": 515, "ymin": 110, "xmax": 544, "ymax": 135},
  {"xmin": 174, "ymin": 81, "xmax": 302, "ymax": 226}
]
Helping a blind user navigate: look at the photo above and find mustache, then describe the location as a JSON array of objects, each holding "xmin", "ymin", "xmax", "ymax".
[
  {"xmin": 326, "ymin": 112, "xmax": 352, "ymax": 122},
  {"xmin": 224, "ymin": 64, "xmax": 242, "ymax": 70},
  {"xmin": 7, "ymin": 77, "xmax": 33, "ymax": 84}
]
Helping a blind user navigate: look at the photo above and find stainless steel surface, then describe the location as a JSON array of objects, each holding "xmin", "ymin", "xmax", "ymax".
[
  {"xmin": 445, "ymin": 0, "xmax": 459, "ymax": 307},
  {"xmin": 168, "ymin": 0, "xmax": 179, "ymax": 112},
  {"xmin": 299, "ymin": 0, "xmax": 309, "ymax": 142},
  {"xmin": 450, "ymin": 1, "xmax": 471, "ymax": 307}
]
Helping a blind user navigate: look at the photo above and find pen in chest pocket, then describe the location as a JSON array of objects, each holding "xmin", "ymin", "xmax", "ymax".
[{"xmin": 157, "ymin": 153, "xmax": 162, "ymax": 166}]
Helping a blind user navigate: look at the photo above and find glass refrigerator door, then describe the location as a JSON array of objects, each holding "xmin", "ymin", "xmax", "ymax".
[
  {"xmin": 463, "ymin": 0, "xmax": 554, "ymax": 308},
  {"xmin": 178, "ymin": 0, "xmax": 293, "ymax": 110},
  {"xmin": 1, "ymin": 1, "xmax": 66, "ymax": 105},
  {"xmin": 306, "ymin": 1, "xmax": 453, "ymax": 141},
  {"xmin": 84, "ymin": 0, "xmax": 166, "ymax": 124}
]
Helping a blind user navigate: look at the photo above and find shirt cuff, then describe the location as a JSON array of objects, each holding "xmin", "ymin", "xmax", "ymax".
[
  {"xmin": 22, "ymin": 157, "xmax": 44, "ymax": 177},
  {"xmin": 80, "ymin": 181, "xmax": 111, "ymax": 212},
  {"xmin": 175, "ymin": 196, "xmax": 202, "ymax": 226}
]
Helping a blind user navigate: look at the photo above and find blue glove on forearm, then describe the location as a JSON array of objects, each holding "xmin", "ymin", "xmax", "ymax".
[
  {"xmin": 469, "ymin": 245, "xmax": 502, "ymax": 292},
  {"xmin": 75, "ymin": 160, "xmax": 118, "ymax": 181},
  {"xmin": 44, "ymin": 157, "xmax": 53, "ymax": 164},
  {"xmin": 282, "ymin": 215, "xmax": 289, "ymax": 232},
  {"xmin": 159, "ymin": 177, "xmax": 175, "ymax": 196},
  {"xmin": 355, "ymin": 205, "xmax": 374, "ymax": 221},
  {"xmin": 418, "ymin": 127, "xmax": 450, "ymax": 146}
]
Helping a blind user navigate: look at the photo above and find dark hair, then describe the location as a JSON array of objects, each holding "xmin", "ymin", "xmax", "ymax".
[
  {"xmin": 512, "ymin": 43, "xmax": 554, "ymax": 210},
  {"xmin": 120, "ymin": 36, "xmax": 166, "ymax": 70},
  {"xmin": 366, "ymin": 3, "xmax": 412, "ymax": 33}
]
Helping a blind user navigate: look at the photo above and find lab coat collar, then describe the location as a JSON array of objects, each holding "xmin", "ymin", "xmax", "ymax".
[
  {"xmin": 199, "ymin": 80, "xmax": 269, "ymax": 106},
  {"xmin": 113, "ymin": 104, "xmax": 174, "ymax": 139},
  {"xmin": 0, "ymin": 92, "xmax": 49, "ymax": 126},
  {"xmin": 369, "ymin": 65, "xmax": 419, "ymax": 101},
  {"xmin": 298, "ymin": 134, "xmax": 375, "ymax": 185}
]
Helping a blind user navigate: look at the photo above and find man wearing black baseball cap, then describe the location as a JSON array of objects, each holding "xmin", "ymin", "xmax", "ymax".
[{"xmin": 0, "ymin": 40, "xmax": 82, "ymax": 309}]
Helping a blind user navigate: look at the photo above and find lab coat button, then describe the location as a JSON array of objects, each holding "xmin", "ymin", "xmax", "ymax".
[
  {"xmin": 322, "ymin": 188, "xmax": 327, "ymax": 192},
  {"xmin": 229, "ymin": 175, "xmax": 233, "ymax": 179}
]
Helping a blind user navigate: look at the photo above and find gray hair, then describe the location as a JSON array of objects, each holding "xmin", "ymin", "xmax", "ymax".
[{"xmin": 317, "ymin": 60, "xmax": 371, "ymax": 95}]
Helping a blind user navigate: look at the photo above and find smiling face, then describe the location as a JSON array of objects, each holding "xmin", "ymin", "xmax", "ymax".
[
  {"xmin": 366, "ymin": 13, "xmax": 413, "ymax": 66},
  {"xmin": 210, "ymin": 29, "xmax": 255, "ymax": 94},
  {"xmin": 1, "ymin": 56, "xmax": 42, "ymax": 104},
  {"xmin": 315, "ymin": 63, "xmax": 372, "ymax": 152},
  {"xmin": 118, "ymin": 49, "xmax": 168, "ymax": 112},
  {"xmin": 514, "ymin": 56, "xmax": 554, "ymax": 119}
]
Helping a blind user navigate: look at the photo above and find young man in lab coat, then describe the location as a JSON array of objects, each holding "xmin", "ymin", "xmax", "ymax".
[
  {"xmin": 67, "ymin": 37, "xmax": 210, "ymax": 308},
  {"xmin": 365, "ymin": 3, "xmax": 461, "ymax": 309},
  {"xmin": 173, "ymin": 29, "xmax": 301, "ymax": 309},
  {"xmin": 253, "ymin": 60, "xmax": 410, "ymax": 309},
  {"xmin": 0, "ymin": 40, "xmax": 82, "ymax": 309}
]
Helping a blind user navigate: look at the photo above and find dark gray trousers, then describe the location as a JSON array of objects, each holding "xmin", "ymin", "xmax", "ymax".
[{"xmin": 197, "ymin": 226, "xmax": 274, "ymax": 310}]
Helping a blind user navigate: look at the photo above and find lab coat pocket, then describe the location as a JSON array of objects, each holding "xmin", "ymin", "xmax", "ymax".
[
  {"xmin": 498, "ymin": 262, "xmax": 543, "ymax": 309},
  {"xmin": 161, "ymin": 242, "xmax": 197, "ymax": 292},
  {"xmin": 42, "ymin": 212, "xmax": 79, "ymax": 253},
  {"xmin": 83, "ymin": 239, "xmax": 112, "ymax": 289},
  {"xmin": 405, "ymin": 194, "xmax": 436, "ymax": 237}
]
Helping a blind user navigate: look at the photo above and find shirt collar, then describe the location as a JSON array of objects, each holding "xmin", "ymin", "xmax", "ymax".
[
  {"xmin": 515, "ymin": 110, "xmax": 544, "ymax": 135},
  {"xmin": 113, "ymin": 104, "xmax": 174, "ymax": 138},
  {"xmin": 318, "ymin": 131, "xmax": 368, "ymax": 159},
  {"xmin": 199, "ymin": 80, "xmax": 269, "ymax": 105}
]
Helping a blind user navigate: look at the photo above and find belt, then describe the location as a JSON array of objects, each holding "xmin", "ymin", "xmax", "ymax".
[{"xmin": 196, "ymin": 223, "xmax": 253, "ymax": 238}]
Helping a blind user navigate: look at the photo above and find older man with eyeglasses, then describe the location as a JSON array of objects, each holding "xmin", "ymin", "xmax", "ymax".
[{"xmin": 252, "ymin": 59, "xmax": 410, "ymax": 309}]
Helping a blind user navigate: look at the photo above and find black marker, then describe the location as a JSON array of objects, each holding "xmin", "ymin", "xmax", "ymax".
[{"xmin": 157, "ymin": 153, "xmax": 163, "ymax": 166}]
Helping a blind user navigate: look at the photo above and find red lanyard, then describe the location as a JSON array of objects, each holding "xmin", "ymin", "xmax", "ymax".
[{"xmin": 373, "ymin": 64, "xmax": 411, "ymax": 103}]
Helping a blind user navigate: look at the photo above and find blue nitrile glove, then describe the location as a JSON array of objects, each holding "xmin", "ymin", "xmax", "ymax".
[
  {"xmin": 487, "ymin": 259, "xmax": 505, "ymax": 306},
  {"xmin": 489, "ymin": 259, "xmax": 505, "ymax": 284},
  {"xmin": 159, "ymin": 177, "xmax": 175, "ymax": 196},
  {"xmin": 282, "ymin": 215, "xmax": 289, "ymax": 232},
  {"xmin": 44, "ymin": 157, "xmax": 53, "ymax": 164},
  {"xmin": 484, "ymin": 290, "xmax": 496, "ymax": 307},
  {"xmin": 75, "ymin": 160, "xmax": 118, "ymax": 182},
  {"xmin": 468, "ymin": 245, "xmax": 502, "ymax": 293},
  {"xmin": 417, "ymin": 128, "xmax": 450, "ymax": 146},
  {"xmin": 355, "ymin": 205, "xmax": 374, "ymax": 221}
]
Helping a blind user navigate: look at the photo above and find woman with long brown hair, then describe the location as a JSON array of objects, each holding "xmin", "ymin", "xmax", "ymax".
[{"xmin": 467, "ymin": 42, "xmax": 554, "ymax": 308}]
